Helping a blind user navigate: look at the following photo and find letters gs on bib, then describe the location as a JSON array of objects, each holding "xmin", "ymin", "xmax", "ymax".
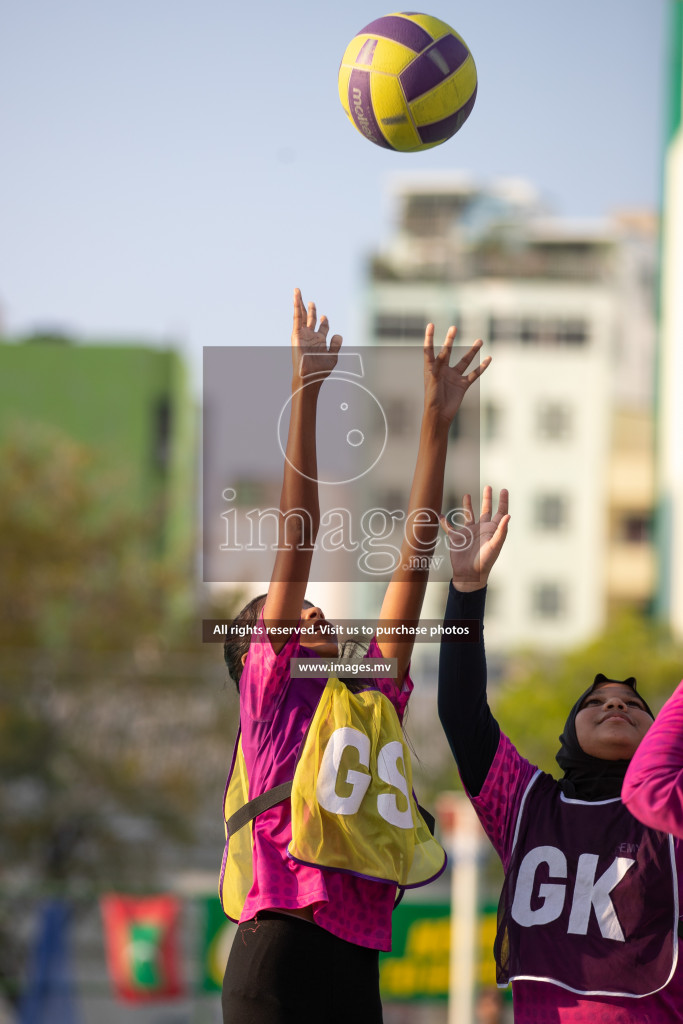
[
  {"xmin": 338, "ymin": 12, "xmax": 477, "ymax": 153},
  {"xmin": 318, "ymin": 727, "xmax": 413, "ymax": 829}
]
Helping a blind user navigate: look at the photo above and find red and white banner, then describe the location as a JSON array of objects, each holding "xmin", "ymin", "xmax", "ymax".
[{"xmin": 100, "ymin": 894, "xmax": 184, "ymax": 1002}]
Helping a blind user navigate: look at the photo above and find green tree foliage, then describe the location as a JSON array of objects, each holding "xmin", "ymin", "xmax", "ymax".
[
  {"xmin": 493, "ymin": 613, "xmax": 683, "ymax": 776},
  {"xmin": 0, "ymin": 422, "xmax": 170, "ymax": 652},
  {"xmin": 0, "ymin": 425, "xmax": 241, "ymax": 1002}
]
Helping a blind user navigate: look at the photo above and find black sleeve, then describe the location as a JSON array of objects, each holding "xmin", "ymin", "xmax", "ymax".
[{"xmin": 437, "ymin": 582, "xmax": 500, "ymax": 797}]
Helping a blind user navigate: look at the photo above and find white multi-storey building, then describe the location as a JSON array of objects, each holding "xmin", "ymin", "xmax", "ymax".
[
  {"xmin": 657, "ymin": 0, "xmax": 683, "ymax": 642},
  {"xmin": 363, "ymin": 174, "xmax": 657, "ymax": 653}
]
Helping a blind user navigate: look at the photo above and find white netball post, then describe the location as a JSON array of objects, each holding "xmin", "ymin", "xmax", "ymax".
[{"xmin": 436, "ymin": 791, "xmax": 485, "ymax": 1024}]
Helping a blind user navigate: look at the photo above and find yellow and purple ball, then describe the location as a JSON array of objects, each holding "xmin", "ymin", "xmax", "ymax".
[{"xmin": 338, "ymin": 11, "xmax": 477, "ymax": 153}]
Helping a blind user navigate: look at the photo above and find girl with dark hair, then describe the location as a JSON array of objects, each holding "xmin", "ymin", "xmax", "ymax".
[
  {"xmin": 220, "ymin": 288, "xmax": 490, "ymax": 1023},
  {"xmin": 438, "ymin": 488, "xmax": 683, "ymax": 1022},
  {"xmin": 223, "ymin": 593, "xmax": 266, "ymax": 692}
]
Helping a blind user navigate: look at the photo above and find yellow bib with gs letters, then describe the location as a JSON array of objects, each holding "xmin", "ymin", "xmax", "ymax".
[
  {"xmin": 289, "ymin": 676, "xmax": 446, "ymax": 887},
  {"xmin": 219, "ymin": 676, "xmax": 446, "ymax": 921}
]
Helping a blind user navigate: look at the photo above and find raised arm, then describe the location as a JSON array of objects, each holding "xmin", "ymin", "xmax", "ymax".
[
  {"xmin": 622, "ymin": 680, "xmax": 683, "ymax": 838},
  {"xmin": 438, "ymin": 488, "xmax": 509, "ymax": 795},
  {"xmin": 441, "ymin": 486, "xmax": 510, "ymax": 592},
  {"xmin": 376, "ymin": 326, "xmax": 490, "ymax": 683},
  {"xmin": 262, "ymin": 289, "xmax": 341, "ymax": 651}
]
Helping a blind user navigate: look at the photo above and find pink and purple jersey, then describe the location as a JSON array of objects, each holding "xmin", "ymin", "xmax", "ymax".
[
  {"xmin": 623, "ymin": 681, "xmax": 683, "ymax": 840},
  {"xmin": 471, "ymin": 732, "xmax": 683, "ymax": 1023},
  {"xmin": 233, "ymin": 618, "xmax": 412, "ymax": 952}
]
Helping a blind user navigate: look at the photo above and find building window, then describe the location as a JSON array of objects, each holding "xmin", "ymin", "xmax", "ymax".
[
  {"xmin": 377, "ymin": 489, "xmax": 405, "ymax": 515},
  {"xmin": 443, "ymin": 490, "xmax": 460, "ymax": 516},
  {"xmin": 520, "ymin": 319, "xmax": 542, "ymax": 344},
  {"xmin": 532, "ymin": 582, "xmax": 564, "ymax": 619},
  {"xmin": 618, "ymin": 513, "xmax": 652, "ymax": 544},
  {"xmin": 374, "ymin": 313, "xmax": 428, "ymax": 340},
  {"xmin": 556, "ymin": 319, "xmax": 588, "ymax": 345},
  {"xmin": 535, "ymin": 494, "xmax": 568, "ymax": 530},
  {"xmin": 486, "ymin": 316, "xmax": 588, "ymax": 346},
  {"xmin": 383, "ymin": 397, "xmax": 414, "ymax": 437},
  {"xmin": 488, "ymin": 316, "xmax": 519, "ymax": 343},
  {"xmin": 537, "ymin": 402, "xmax": 572, "ymax": 440},
  {"xmin": 482, "ymin": 401, "xmax": 502, "ymax": 441}
]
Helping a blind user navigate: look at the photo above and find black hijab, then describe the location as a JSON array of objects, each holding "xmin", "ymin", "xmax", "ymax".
[{"xmin": 556, "ymin": 673, "xmax": 655, "ymax": 801}]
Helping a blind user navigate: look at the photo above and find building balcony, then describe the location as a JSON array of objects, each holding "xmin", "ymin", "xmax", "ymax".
[{"xmin": 605, "ymin": 542, "xmax": 656, "ymax": 601}]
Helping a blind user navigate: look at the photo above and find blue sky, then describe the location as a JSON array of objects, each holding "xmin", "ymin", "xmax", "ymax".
[{"xmin": 1, "ymin": 1, "xmax": 668, "ymax": 390}]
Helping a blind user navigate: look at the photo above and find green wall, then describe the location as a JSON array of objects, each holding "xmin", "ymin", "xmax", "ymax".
[{"xmin": 0, "ymin": 339, "xmax": 196, "ymax": 564}]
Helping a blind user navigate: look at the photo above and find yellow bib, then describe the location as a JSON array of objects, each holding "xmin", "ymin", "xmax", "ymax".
[
  {"xmin": 220, "ymin": 738, "xmax": 254, "ymax": 922},
  {"xmin": 219, "ymin": 677, "xmax": 446, "ymax": 921},
  {"xmin": 289, "ymin": 676, "xmax": 446, "ymax": 887}
]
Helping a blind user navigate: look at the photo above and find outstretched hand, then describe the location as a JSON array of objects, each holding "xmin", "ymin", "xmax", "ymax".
[
  {"xmin": 423, "ymin": 325, "xmax": 491, "ymax": 423},
  {"xmin": 291, "ymin": 288, "xmax": 342, "ymax": 382},
  {"xmin": 440, "ymin": 486, "xmax": 510, "ymax": 590}
]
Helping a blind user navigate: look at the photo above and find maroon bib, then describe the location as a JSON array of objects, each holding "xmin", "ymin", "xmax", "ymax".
[{"xmin": 496, "ymin": 771, "xmax": 678, "ymax": 996}]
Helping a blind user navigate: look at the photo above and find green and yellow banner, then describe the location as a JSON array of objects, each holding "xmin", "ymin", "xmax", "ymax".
[
  {"xmin": 199, "ymin": 896, "xmax": 237, "ymax": 993},
  {"xmin": 198, "ymin": 896, "xmax": 498, "ymax": 1002},
  {"xmin": 379, "ymin": 901, "xmax": 499, "ymax": 1002}
]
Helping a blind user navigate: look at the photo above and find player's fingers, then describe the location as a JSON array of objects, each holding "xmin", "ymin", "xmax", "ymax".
[
  {"xmin": 480, "ymin": 485, "xmax": 493, "ymax": 522},
  {"xmin": 307, "ymin": 301, "xmax": 317, "ymax": 330},
  {"xmin": 466, "ymin": 355, "xmax": 492, "ymax": 383},
  {"xmin": 494, "ymin": 488, "xmax": 509, "ymax": 521},
  {"xmin": 439, "ymin": 513, "xmax": 463, "ymax": 541},
  {"xmin": 490, "ymin": 514, "xmax": 511, "ymax": 553},
  {"xmin": 462, "ymin": 492, "xmax": 474, "ymax": 524},
  {"xmin": 452, "ymin": 338, "xmax": 484, "ymax": 374},
  {"xmin": 293, "ymin": 288, "xmax": 305, "ymax": 329},
  {"xmin": 329, "ymin": 333, "xmax": 343, "ymax": 354},
  {"xmin": 436, "ymin": 325, "xmax": 457, "ymax": 365},
  {"xmin": 423, "ymin": 323, "xmax": 435, "ymax": 364},
  {"xmin": 318, "ymin": 315, "xmax": 330, "ymax": 339}
]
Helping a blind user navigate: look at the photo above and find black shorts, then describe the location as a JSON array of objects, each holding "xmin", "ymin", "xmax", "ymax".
[{"xmin": 222, "ymin": 911, "xmax": 384, "ymax": 1024}]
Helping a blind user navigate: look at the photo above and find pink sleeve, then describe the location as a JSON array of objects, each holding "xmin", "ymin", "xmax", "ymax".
[
  {"xmin": 622, "ymin": 680, "xmax": 683, "ymax": 838},
  {"xmin": 239, "ymin": 612, "xmax": 301, "ymax": 722},
  {"xmin": 367, "ymin": 637, "xmax": 413, "ymax": 721},
  {"xmin": 470, "ymin": 732, "xmax": 539, "ymax": 869}
]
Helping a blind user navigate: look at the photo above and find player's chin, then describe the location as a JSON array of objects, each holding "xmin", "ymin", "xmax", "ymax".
[
  {"xmin": 599, "ymin": 734, "xmax": 642, "ymax": 760},
  {"xmin": 309, "ymin": 639, "xmax": 339, "ymax": 657}
]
